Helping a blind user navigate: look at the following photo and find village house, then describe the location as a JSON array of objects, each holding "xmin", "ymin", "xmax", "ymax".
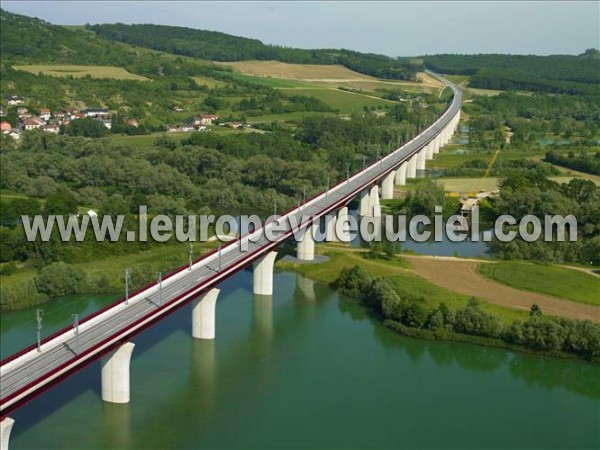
[
  {"xmin": 0, "ymin": 121, "xmax": 12, "ymax": 133},
  {"xmin": 17, "ymin": 108, "xmax": 29, "ymax": 118},
  {"xmin": 39, "ymin": 109, "xmax": 52, "ymax": 121},
  {"xmin": 82, "ymin": 108, "xmax": 109, "ymax": 118},
  {"xmin": 5, "ymin": 96, "xmax": 24, "ymax": 106},
  {"xmin": 41, "ymin": 124, "xmax": 60, "ymax": 134},
  {"xmin": 172, "ymin": 106, "xmax": 184, "ymax": 112},
  {"xmin": 126, "ymin": 119, "xmax": 139, "ymax": 128},
  {"xmin": 22, "ymin": 117, "xmax": 41, "ymax": 131},
  {"xmin": 101, "ymin": 119, "xmax": 112, "ymax": 130},
  {"xmin": 199, "ymin": 114, "xmax": 219, "ymax": 126},
  {"xmin": 7, "ymin": 131, "xmax": 20, "ymax": 141}
]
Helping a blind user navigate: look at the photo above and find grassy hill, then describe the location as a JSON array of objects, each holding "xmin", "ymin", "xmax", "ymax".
[{"xmin": 88, "ymin": 22, "xmax": 418, "ymax": 80}]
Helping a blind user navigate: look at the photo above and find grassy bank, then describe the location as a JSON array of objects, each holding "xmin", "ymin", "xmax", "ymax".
[
  {"xmin": 0, "ymin": 241, "xmax": 219, "ymax": 311},
  {"xmin": 478, "ymin": 261, "xmax": 600, "ymax": 306},
  {"xmin": 278, "ymin": 246, "xmax": 529, "ymax": 324}
]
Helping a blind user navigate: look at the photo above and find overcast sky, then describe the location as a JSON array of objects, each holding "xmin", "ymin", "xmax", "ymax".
[{"xmin": 3, "ymin": 1, "xmax": 598, "ymax": 56}]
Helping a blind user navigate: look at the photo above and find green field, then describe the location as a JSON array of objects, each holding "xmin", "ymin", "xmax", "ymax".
[
  {"xmin": 290, "ymin": 88, "xmax": 392, "ymax": 113},
  {"xmin": 13, "ymin": 64, "xmax": 149, "ymax": 81},
  {"xmin": 478, "ymin": 261, "xmax": 600, "ymax": 306}
]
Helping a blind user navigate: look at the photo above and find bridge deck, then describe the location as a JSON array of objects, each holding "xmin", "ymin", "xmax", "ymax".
[{"xmin": 0, "ymin": 77, "xmax": 462, "ymax": 417}]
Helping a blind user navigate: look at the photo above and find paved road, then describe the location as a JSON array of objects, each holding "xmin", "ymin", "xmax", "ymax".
[{"xmin": 0, "ymin": 76, "xmax": 462, "ymax": 417}]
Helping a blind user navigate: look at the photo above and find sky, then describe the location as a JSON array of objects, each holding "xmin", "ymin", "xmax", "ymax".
[{"xmin": 2, "ymin": 1, "xmax": 599, "ymax": 56}]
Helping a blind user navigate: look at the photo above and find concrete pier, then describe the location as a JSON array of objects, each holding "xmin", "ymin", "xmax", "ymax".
[
  {"xmin": 101, "ymin": 342, "xmax": 135, "ymax": 404},
  {"xmin": 337, "ymin": 206, "xmax": 351, "ymax": 242},
  {"xmin": 407, "ymin": 154, "xmax": 418, "ymax": 178},
  {"xmin": 417, "ymin": 150, "xmax": 427, "ymax": 171},
  {"xmin": 370, "ymin": 185, "xmax": 381, "ymax": 217},
  {"xmin": 253, "ymin": 251, "xmax": 278, "ymax": 296},
  {"xmin": 395, "ymin": 163, "xmax": 407, "ymax": 186},
  {"xmin": 0, "ymin": 417, "xmax": 14, "ymax": 450},
  {"xmin": 359, "ymin": 189, "xmax": 371, "ymax": 216},
  {"xmin": 192, "ymin": 288, "xmax": 220, "ymax": 340},
  {"xmin": 381, "ymin": 170, "xmax": 396, "ymax": 200},
  {"xmin": 325, "ymin": 214, "xmax": 338, "ymax": 242},
  {"xmin": 297, "ymin": 224, "xmax": 316, "ymax": 261}
]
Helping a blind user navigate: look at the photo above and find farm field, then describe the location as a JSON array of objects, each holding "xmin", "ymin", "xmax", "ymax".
[
  {"xmin": 13, "ymin": 64, "xmax": 149, "ymax": 81},
  {"xmin": 478, "ymin": 261, "xmax": 600, "ymax": 306},
  {"xmin": 216, "ymin": 60, "xmax": 376, "ymax": 81},
  {"xmin": 288, "ymin": 88, "xmax": 393, "ymax": 113}
]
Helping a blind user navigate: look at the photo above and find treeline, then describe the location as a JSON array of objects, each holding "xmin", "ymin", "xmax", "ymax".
[
  {"xmin": 488, "ymin": 174, "xmax": 600, "ymax": 264},
  {"xmin": 423, "ymin": 51, "xmax": 600, "ymax": 94},
  {"xmin": 336, "ymin": 265, "xmax": 600, "ymax": 361},
  {"xmin": 545, "ymin": 151, "xmax": 600, "ymax": 176},
  {"xmin": 443, "ymin": 158, "xmax": 560, "ymax": 178},
  {"xmin": 87, "ymin": 23, "xmax": 417, "ymax": 80}
]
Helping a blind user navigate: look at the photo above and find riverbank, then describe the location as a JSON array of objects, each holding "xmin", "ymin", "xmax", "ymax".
[
  {"xmin": 0, "ymin": 240, "xmax": 220, "ymax": 312},
  {"xmin": 278, "ymin": 245, "xmax": 600, "ymax": 361}
]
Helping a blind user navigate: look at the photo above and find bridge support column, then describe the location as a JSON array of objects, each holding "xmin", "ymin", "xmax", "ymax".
[
  {"xmin": 381, "ymin": 171, "xmax": 396, "ymax": 200},
  {"xmin": 359, "ymin": 189, "xmax": 371, "ymax": 216},
  {"xmin": 253, "ymin": 251, "xmax": 278, "ymax": 296},
  {"xmin": 426, "ymin": 142, "xmax": 435, "ymax": 160},
  {"xmin": 325, "ymin": 214, "xmax": 338, "ymax": 242},
  {"xmin": 407, "ymin": 154, "xmax": 418, "ymax": 179},
  {"xmin": 434, "ymin": 135, "xmax": 441, "ymax": 154},
  {"xmin": 370, "ymin": 185, "xmax": 381, "ymax": 217},
  {"xmin": 297, "ymin": 223, "xmax": 316, "ymax": 260},
  {"xmin": 417, "ymin": 150, "xmax": 427, "ymax": 171},
  {"xmin": 101, "ymin": 342, "xmax": 135, "ymax": 404},
  {"xmin": 395, "ymin": 163, "xmax": 407, "ymax": 186},
  {"xmin": 337, "ymin": 207, "xmax": 351, "ymax": 242},
  {"xmin": 192, "ymin": 288, "xmax": 220, "ymax": 340},
  {"xmin": 0, "ymin": 417, "xmax": 14, "ymax": 450}
]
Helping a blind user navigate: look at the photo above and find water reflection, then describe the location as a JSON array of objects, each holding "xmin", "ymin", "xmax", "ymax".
[
  {"xmin": 295, "ymin": 274, "xmax": 316, "ymax": 302},
  {"xmin": 252, "ymin": 294, "xmax": 273, "ymax": 340},
  {"xmin": 100, "ymin": 402, "xmax": 132, "ymax": 449}
]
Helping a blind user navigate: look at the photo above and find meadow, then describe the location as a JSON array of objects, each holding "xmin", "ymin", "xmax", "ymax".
[{"xmin": 478, "ymin": 261, "xmax": 600, "ymax": 306}]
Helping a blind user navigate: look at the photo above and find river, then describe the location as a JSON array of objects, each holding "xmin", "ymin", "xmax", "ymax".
[{"xmin": 2, "ymin": 270, "xmax": 599, "ymax": 449}]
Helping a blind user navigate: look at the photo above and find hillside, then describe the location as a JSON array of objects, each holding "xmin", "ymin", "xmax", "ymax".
[
  {"xmin": 0, "ymin": 9, "xmax": 214, "ymax": 79},
  {"xmin": 88, "ymin": 23, "xmax": 418, "ymax": 80}
]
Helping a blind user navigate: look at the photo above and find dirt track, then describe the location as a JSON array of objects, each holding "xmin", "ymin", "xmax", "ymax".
[{"xmin": 405, "ymin": 256, "xmax": 600, "ymax": 322}]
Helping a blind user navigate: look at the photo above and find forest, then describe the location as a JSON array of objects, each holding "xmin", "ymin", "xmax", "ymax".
[
  {"xmin": 544, "ymin": 150, "xmax": 600, "ymax": 176},
  {"xmin": 423, "ymin": 50, "xmax": 600, "ymax": 94}
]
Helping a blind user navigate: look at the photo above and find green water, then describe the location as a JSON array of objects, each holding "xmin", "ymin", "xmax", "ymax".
[{"xmin": 4, "ymin": 271, "xmax": 599, "ymax": 449}]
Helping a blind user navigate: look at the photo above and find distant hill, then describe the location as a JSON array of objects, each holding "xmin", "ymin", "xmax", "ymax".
[
  {"xmin": 88, "ymin": 23, "xmax": 418, "ymax": 80},
  {"xmin": 422, "ymin": 53, "xmax": 600, "ymax": 94},
  {"xmin": 0, "ymin": 9, "xmax": 210, "ymax": 78},
  {"xmin": 0, "ymin": 9, "xmax": 137, "ymax": 65}
]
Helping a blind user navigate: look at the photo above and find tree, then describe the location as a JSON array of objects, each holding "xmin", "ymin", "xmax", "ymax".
[
  {"xmin": 34, "ymin": 262, "xmax": 89, "ymax": 297},
  {"xmin": 45, "ymin": 185, "xmax": 78, "ymax": 215}
]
